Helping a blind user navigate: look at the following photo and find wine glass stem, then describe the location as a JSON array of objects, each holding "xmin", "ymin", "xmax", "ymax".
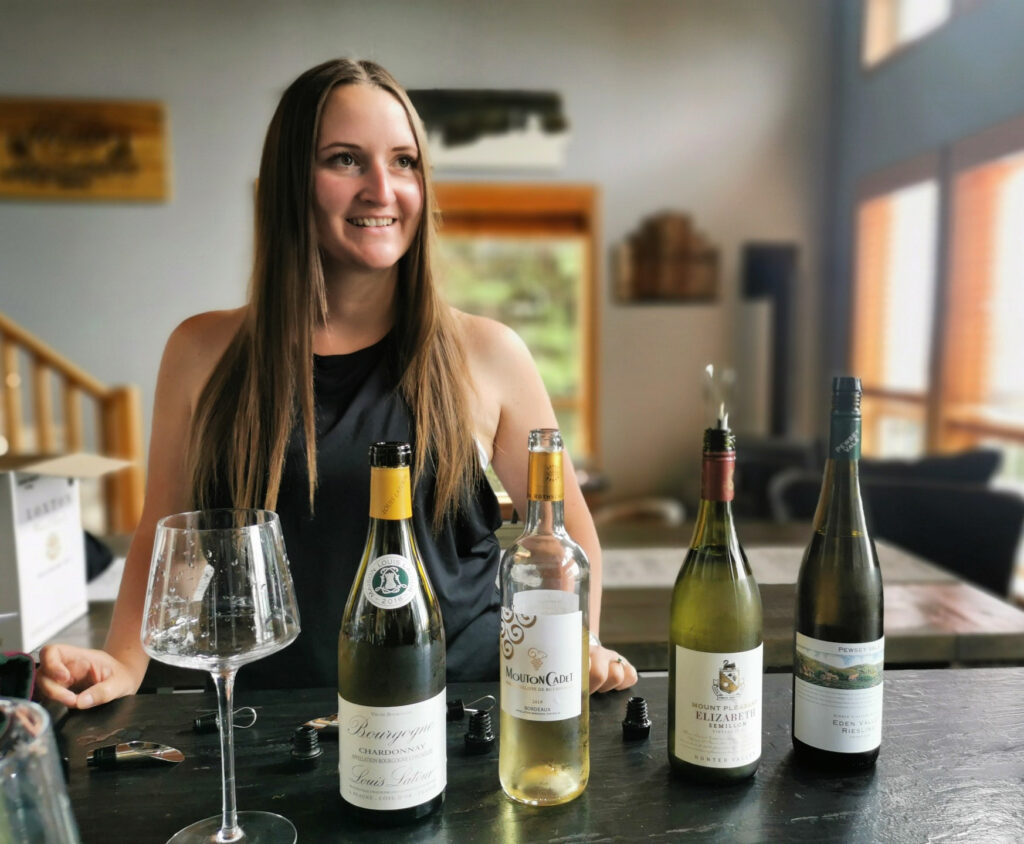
[{"xmin": 212, "ymin": 669, "xmax": 243, "ymax": 843}]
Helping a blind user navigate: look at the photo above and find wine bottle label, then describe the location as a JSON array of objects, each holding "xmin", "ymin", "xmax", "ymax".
[
  {"xmin": 337, "ymin": 689, "xmax": 446, "ymax": 811},
  {"xmin": 527, "ymin": 451, "xmax": 564, "ymax": 502},
  {"xmin": 369, "ymin": 466, "xmax": 413, "ymax": 520},
  {"xmin": 793, "ymin": 633, "xmax": 883, "ymax": 752},
  {"xmin": 362, "ymin": 554, "xmax": 418, "ymax": 610},
  {"xmin": 673, "ymin": 645, "xmax": 762, "ymax": 768},
  {"xmin": 500, "ymin": 590, "xmax": 582, "ymax": 721}
]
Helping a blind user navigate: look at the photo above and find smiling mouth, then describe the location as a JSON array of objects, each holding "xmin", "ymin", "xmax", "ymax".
[{"xmin": 348, "ymin": 217, "xmax": 397, "ymax": 228}]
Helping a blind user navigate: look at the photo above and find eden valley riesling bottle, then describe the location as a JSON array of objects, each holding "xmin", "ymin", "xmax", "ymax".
[
  {"xmin": 669, "ymin": 425, "xmax": 763, "ymax": 783},
  {"xmin": 499, "ymin": 428, "xmax": 590, "ymax": 806},
  {"xmin": 792, "ymin": 377, "xmax": 884, "ymax": 770},
  {"xmin": 337, "ymin": 442, "xmax": 446, "ymax": 823}
]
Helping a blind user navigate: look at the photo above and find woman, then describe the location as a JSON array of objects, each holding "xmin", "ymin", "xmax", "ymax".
[{"xmin": 37, "ymin": 58, "xmax": 637, "ymax": 707}]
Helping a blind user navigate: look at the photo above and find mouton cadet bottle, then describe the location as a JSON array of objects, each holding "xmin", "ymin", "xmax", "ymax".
[{"xmin": 499, "ymin": 428, "xmax": 590, "ymax": 806}]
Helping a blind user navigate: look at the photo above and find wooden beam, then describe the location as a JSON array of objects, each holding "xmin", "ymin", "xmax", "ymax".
[
  {"xmin": 1, "ymin": 336, "xmax": 23, "ymax": 451},
  {"xmin": 32, "ymin": 359, "xmax": 55, "ymax": 453},
  {"xmin": 63, "ymin": 381, "xmax": 84, "ymax": 452}
]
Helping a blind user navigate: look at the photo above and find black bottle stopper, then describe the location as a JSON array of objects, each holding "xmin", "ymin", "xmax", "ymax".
[
  {"xmin": 448, "ymin": 694, "xmax": 496, "ymax": 722},
  {"xmin": 622, "ymin": 696, "xmax": 651, "ymax": 741},
  {"xmin": 291, "ymin": 724, "xmax": 323, "ymax": 763},
  {"xmin": 464, "ymin": 710, "xmax": 495, "ymax": 755}
]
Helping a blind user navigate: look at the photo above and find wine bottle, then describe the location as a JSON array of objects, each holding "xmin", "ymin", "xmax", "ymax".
[
  {"xmin": 668, "ymin": 424, "xmax": 763, "ymax": 783},
  {"xmin": 499, "ymin": 428, "xmax": 590, "ymax": 806},
  {"xmin": 337, "ymin": 442, "xmax": 446, "ymax": 823},
  {"xmin": 793, "ymin": 376, "xmax": 884, "ymax": 769}
]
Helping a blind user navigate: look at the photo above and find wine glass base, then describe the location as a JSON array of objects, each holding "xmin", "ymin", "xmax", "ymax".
[{"xmin": 166, "ymin": 811, "xmax": 297, "ymax": 844}]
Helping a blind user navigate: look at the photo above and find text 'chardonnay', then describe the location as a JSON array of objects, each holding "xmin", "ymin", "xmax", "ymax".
[{"xmin": 337, "ymin": 442, "xmax": 446, "ymax": 824}]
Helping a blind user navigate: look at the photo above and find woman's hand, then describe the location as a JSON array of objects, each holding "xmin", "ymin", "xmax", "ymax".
[
  {"xmin": 36, "ymin": 644, "xmax": 138, "ymax": 709},
  {"xmin": 589, "ymin": 645, "xmax": 638, "ymax": 694}
]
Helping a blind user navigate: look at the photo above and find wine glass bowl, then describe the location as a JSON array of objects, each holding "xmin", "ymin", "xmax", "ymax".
[{"xmin": 142, "ymin": 509, "xmax": 300, "ymax": 843}]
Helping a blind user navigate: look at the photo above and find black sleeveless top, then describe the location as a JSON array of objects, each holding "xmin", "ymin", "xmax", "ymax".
[{"xmin": 236, "ymin": 335, "xmax": 503, "ymax": 689}]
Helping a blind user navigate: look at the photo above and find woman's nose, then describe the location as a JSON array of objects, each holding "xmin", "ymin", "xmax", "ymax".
[{"xmin": 359, "ymin": 160, "xmax": 396, "ymax": 205}]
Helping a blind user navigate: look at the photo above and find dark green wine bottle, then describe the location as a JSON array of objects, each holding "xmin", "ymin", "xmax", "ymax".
[
  {"xmin": 792, "ymin": 377, "xmax": 884, "ymax": 770},
  {"xmin": 668, "ymin": 425, "xmax": 763, "ymax": 783},
  {"xmin": 337, "ymin": 442, "xmax": 446, "ymax": 823}
]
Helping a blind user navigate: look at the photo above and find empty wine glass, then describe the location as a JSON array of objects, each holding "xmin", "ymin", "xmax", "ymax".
[{"xmin": 142, "ymin": 509, "xmax": 301, "ymax": 843}]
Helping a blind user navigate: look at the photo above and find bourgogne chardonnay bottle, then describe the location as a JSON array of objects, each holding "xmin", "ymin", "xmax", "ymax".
[
  {"xmin": 793, "ymin": 376, "xmax": 883, "ymax": 770},
  {"xmin": 499, "ymin": 428, "xmax": 590, "ymax": 806},
  {"xmin": 337, "ymin": 442, "xmax": 446, "ymax": 823},
  {"xmin": 669, "ymin": 424, "xmax": 763, "ymax": 783}
]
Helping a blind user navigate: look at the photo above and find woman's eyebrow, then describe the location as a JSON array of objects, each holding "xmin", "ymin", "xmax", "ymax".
[{"xmin": 318, "ymin": 141, "xmax": 361, "ymax": 153}]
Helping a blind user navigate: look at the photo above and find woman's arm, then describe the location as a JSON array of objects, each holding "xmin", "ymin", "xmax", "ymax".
[
  {"xmin": 36, "ymin": 311, "xmax": 241, "ymax": 708},
  {"xmin": 461, "ymin": 314, "xmax": 637, "ymax": 693}
]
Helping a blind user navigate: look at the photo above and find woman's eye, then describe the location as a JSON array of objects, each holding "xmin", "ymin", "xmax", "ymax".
[
  {"xmin": 330, "ymin": 152, "xmax": 356, "ymax": 167},
  {"xmin": 396, "ymin": 155, "xmax": 417, "ymax": 169}
]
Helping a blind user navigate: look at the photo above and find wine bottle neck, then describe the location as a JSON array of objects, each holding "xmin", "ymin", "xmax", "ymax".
[
  {"xmin": 523, "ymin": 498, "xmax": 567, "ymax": 535},
  {"xmin": 691, "ymin": 449, "xmax": 740, "ymax": 550},
  {"xmin": 690, "ymin": 498, "xmax": 740, "ymax": 550},
  {"xmin": 814, "ymin": 415, "xmax": 868, "ymax": 536}
]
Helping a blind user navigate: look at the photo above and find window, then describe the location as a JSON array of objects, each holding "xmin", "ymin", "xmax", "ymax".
[
  {"xmin": 851, "ymin": 118, "xmax": 1024, "ymax": 488},
  {"xmin": 434, "ymin": 183, "xmax": 599, "ymax": 463},
  {"xmin": 862, "ymin": 0, "xmax": 952, "ymax": 67},
  {"xmin": 851, "ymin": 159, "xmax": 940, "ymax": 456},
  {"xmin": 940, "ymin": 134, "xmax": 1024, "ymax": 480}
]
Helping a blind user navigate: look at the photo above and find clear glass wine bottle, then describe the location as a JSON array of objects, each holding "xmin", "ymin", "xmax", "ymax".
[{"xmin": 498, "ymin": 428, "xmax": 590, "ymax": 806}]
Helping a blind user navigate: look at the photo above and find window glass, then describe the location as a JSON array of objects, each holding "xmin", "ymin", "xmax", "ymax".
[{"xmin": 439, "ymin": 234, "xmax": 587, "ymax": 457}]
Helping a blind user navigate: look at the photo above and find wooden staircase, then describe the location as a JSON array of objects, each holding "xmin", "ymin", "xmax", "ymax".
[{"xmin": 0, "ymin": 310, "xmax": 144, "ymax": 533}]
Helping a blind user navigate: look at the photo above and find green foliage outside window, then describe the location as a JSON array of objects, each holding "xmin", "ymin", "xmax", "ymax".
[{"xmin": 439, "ymin": 235, "xmax": 585, "ymax": 456}]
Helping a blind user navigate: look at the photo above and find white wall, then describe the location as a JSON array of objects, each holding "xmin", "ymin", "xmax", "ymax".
[{"xmin": 0, "ymin": 0, "xmax": 834, "ymax": 507}]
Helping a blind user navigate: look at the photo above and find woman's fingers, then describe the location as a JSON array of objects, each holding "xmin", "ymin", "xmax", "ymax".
[
  {"xmin": 36, "ymin": 645, "xmax": 129, "ymax": 709},
  {"xmin": 589, "ymin": 647, "xmax": 638, "ymax": 693}
]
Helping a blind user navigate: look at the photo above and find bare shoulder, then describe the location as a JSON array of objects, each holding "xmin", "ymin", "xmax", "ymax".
[
  {"xmin": 161, "ymin": 307, "xmax": 247, "ymax": 407},
  {"xmin": 453, "ymin": 309, "xmax": 531, "ymax": 370}
]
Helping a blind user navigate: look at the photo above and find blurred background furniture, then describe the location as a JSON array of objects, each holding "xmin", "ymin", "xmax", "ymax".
[
  {"xmin": 591, "ymin": 496, "xmax": 685, "ymax": 527},
  {"xmin": 768, "ymin": 448, "xmax": 1024, "ymax": 599},
  {"xmin": 0, "ymin": 309, "xmax": 144, "ymax": 534}
]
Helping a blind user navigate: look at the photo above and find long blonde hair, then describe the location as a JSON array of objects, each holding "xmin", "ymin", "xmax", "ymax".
[{"xmin": 187, "ymin": 58, "xmax": 477, "ymax": 530}]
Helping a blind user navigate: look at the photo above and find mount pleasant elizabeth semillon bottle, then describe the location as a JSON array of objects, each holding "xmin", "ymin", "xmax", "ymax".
[
  {"xmin": 793, "ymin": 376, "xmax": 884, "ymax": 770},
  {"xmin": 668, "ymin": 423, "xmax": 763, "ymax": 783},
  {"xmin": 499, "ymin": 428, "xmax": 590, "ymax": 806},
  {"xmin": 337, "ymin": 442, "xmax": 446, "ymax": 823}
]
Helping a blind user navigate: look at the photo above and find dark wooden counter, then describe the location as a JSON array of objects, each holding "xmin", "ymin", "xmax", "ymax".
[{"xmin": 60, "ymin": 669, "xmax": 1024, "ymax": 843}]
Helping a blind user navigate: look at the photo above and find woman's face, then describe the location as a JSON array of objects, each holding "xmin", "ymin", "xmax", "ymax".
[{"xmin": 313, "ymin": 84, "xmax": 424, "ymax": 277}]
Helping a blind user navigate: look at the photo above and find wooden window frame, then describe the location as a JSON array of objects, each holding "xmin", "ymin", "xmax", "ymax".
[
  {"xmin": 852, "ymin": 153, "xmax": 943, "ymax": 454},
  {"xmin": 851, "ymin": 113, "xmax": 1024, "ymax": 457},
  {"xmin": 434, "ymin": 182, "xmax": 601, "ymax": 462},
  {"xmin": 940, "ymin": 114, "xmax": 1024, "ymax": 450}
]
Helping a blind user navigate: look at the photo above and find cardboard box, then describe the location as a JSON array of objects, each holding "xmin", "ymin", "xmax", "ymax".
[{"xmin": 0, "ymin": 453, "xmax": 130, "ymax": 653}]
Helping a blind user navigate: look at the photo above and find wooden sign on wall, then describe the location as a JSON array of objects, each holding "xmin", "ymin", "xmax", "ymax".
[
  {"xmin": 0, "ymin": 98, "xmax": 169, "ymax": 201},
  {"xmin": 615, "ymin": 212, "xmax": 719, "ymax": 303}
]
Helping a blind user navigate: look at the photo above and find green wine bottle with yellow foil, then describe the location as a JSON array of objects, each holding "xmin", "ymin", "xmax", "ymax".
[
  {"xmin": 793, "ymin": 376, "xmax": 884, "ymax": 770},
  {"xmin": 337, "ymin": 442, "xmax": 446, "ymax": 823},
  {"xmin": 668, "ymin": 424, "xmax": 763, "ymax": 783}
]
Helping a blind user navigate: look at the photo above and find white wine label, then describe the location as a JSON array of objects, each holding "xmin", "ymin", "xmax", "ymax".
[
  {"xmin": 362, "ymin": 554, "xmax": 418, "ymax": 610},
  {"xmin": 337, "ymin": 689, "xmax": 446, "ymax": 811},
  {"xmin": 673, "ymin": 645, "xmax": 762, "ymax": 768},
  {"xmin": 501, "ymin": 590, "xmax": 582, "ymax": 722},
  {"xmin": 794, "ymin": 633, "xmax": 883, "ymax": 753}
]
